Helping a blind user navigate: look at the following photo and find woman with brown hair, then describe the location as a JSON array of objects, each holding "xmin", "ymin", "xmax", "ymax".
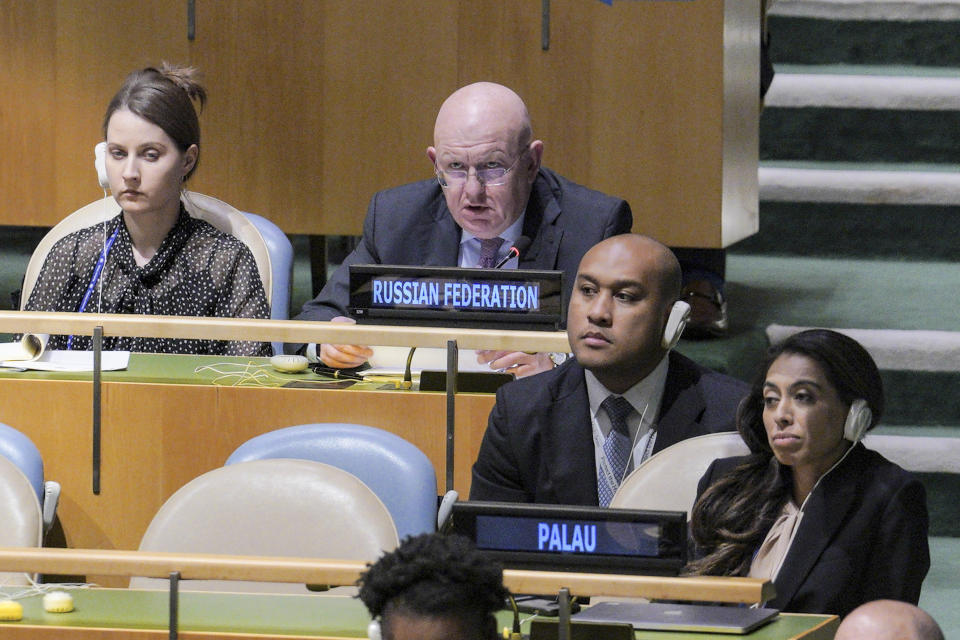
[
  {"xmin": 26, "ymin": 64, "xmax": 270, "ymax": 356},
  {"xmin": 688, "ymin": 329, "xmax": 929, "ymax": 617}
]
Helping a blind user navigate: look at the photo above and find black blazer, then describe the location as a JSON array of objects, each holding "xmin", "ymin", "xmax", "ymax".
[
  {"xmin": 696, "ymin": 445, "xmax": 930, "ymax": 617},
  {"xmin": 470, "ymin": 352, "xmax": 749, "ymax": 505},
  {"xmin": 292, "ymin": 167, "xmax": 632, "ymax": 325}
]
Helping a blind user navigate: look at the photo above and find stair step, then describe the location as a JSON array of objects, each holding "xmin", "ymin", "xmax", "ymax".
[
  {"xmin": 771, "ymin": 0, "xmax": 960, "ymax": 22},
  {"xmin": 766, "ymin": 325, "xmax": 960, "ymax": 372},
  {"xmin": 921, "ymin": 538, "xmax": 960, "ymax": 632},
  {"xmin": 724, "ymin": 255, "xmax": 960, "ymax": 425},
  {"xmin": 758, "ymin": 161, "xmax": 960, "ymax": 204},
  {"xmin": 768, "ymin": 14, "xmax": 960, "ymax": 67},
  {"xmin": 765, "ymin": 325, "xmax": 960, "ymax": 426},
  {"xmin": 876, "ymin": 425, "xmax": 960, "ymax": 438},
  {"xmin": 724, "ymin": 254, "xmax": 960, "ymax": 333},
  {"xmin": 761, "ymin": 108, "xmax": 960, "ymax": 163},
  {"xmin": 766, "ymin": 67, "xmax": 960, "ymax": 110},
  {"xmin": 733, "ymin": 201, "xmax": 957, "ymax": 260}
]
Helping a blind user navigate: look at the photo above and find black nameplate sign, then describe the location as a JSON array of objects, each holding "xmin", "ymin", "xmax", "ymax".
[
  {"xmin": 348, "ymin": 265, "xmax": 564, "ymax": 330},
  {"xmin": 450, "ymin": 501, "xmax": 686, "ymax": 576}
]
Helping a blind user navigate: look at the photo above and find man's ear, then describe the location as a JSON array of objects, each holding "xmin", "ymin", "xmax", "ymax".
[
  {"xmin": 526, "ymin": 140, "xmax": 544, "ymax": 183},
  {"xmin": 426, "ymin": 146, "xmax": 437, "ymax": 166}
]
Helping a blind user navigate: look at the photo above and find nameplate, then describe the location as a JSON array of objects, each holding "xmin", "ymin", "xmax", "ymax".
[
  {"xmin": 451, "ymin": 502, "xmax": 686, "ymax": 575},
  {"xmin": 349, "ymin": 265, "xmax": 564, "ymax": 330}
]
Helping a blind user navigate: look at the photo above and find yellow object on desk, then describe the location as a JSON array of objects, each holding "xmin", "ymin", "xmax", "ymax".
[{"xmin": 0, "ymin": 599, "xmax": 23, "ymax": 621}]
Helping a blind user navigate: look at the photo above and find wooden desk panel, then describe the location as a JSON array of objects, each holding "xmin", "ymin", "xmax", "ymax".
[{"xmin": 0, "ymin": 375, "xmax": 494, "ymax": 558}]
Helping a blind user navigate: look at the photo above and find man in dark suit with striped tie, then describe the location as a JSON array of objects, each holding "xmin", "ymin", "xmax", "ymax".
[
  {"xmin": 471, "ymin": 234, "xmax": 749, "ymax": 505},
  {"xmin": 289, "ymin": 82, "xmax": 632, "ymax": 374}
]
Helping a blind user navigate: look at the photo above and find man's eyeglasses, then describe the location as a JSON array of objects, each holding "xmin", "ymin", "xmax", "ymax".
[{"xmin": 435, "ymin": 147, "xmax": 529, "ymax": 189}]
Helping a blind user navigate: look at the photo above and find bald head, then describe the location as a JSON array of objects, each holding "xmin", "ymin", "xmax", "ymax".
[
  {"xmin": 434, "ymin": 82, "xmax": 532, "ymax": 155},
  {"xmin": 582, "ymin": 234, "xmax": 682, "ymax": 302},
  {"xmin": 567, "ymin": 234, "xmax": 683, "ymax": 393},
  {"xmin": 835, "ymin": 601, "xmax": 944, "ymax": 640}
]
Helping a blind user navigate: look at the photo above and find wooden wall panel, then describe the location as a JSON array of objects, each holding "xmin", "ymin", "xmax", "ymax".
[
  {"xmin": 2, "ymin": 0, "xmax": 757, "ymax": 248},
  {"xmin": 52, "ymin": 1, "xmax": 189, "ymax": 221},
  {"xmin": 0, "ymin": 1, "xmax": 57, "ymax": 225},
  {"xmin": 190, "ymin": 0, "xmax": 458, "ymax": 235},
  {"xmin": 456, "ymin": 0, "xmax": 736, "ymax": 248}
]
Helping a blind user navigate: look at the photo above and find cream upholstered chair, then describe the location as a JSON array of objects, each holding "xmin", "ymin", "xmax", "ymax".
[
  {"xmin": 609, "ymin": 432, "xmax": 750, "ymax": 518},
  {"xmin": 131, "ymin": 459, "xmax": 398, "ymax": 593},
  {"xmin": 0, "ymin": 422, "xmax": 59, "ymax": 535},
  {"xmin": 20, "ymin": 191, "xmax": 281, "ymax": 316},
  {"xmin": 0, "ymin": 454, "xmax": 43, "ymax": 586},
  {"xmin": 226, "ymin": 423, "xmax": 439, "ymax": 540}
]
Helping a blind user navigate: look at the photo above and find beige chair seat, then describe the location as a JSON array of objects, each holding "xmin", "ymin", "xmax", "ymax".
[
  {"xmin": 20, "ymin": 192, "xmax": 273, "ymax": 309},
  {"xmin": 0, "ymin": 455, "xmax": 43, "ymax": 586},
  {"xmin": 132, "ymin": 459, "xmax": 398, "ymax": 593},
  {"xmin": 610, "ymin": 432, "xmax": 750, "ymax": 518}
]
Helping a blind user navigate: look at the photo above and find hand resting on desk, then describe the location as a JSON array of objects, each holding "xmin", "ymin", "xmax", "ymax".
[
  {"xmin": 316, "ymin": 316, "xmax": 374, "ymax": 368},
  {"xmin": 476, "ymin": 350, "xmax": 554, "ymax": 378}
]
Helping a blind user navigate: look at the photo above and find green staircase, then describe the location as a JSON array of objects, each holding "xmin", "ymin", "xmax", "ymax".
[{"xmin": 723, "ymin": 0, "xmax": 960, "ymax": 633}]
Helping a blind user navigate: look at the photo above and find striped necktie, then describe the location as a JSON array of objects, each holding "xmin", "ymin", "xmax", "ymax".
[
  {"xmin": 477, "ymin": 237, "xmax": 504, "ymax": 268},
  {"xmin": 597, "ymin": 395, "xmax": 634, "ymax": 507}
]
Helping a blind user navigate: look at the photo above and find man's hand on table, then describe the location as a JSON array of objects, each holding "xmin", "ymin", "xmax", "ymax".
[
  {"xmin": 317, "ymin": 316, "xmax": 374, "ymax": 368},
  {"xmin": 476, "ymin": 350, "xmax": 554, "ymax": 378}
]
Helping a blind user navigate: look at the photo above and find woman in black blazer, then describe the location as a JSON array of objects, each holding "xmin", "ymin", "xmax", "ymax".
[{"xmin": 687, "ymin": 329, "xmax": 929, "ymax": 617}]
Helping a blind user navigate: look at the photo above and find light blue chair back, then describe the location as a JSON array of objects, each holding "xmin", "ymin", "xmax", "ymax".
[
  {"xmin": 0, "ymin": 422, "xmax": 59, "ymax": 533},
  {"xmin": 226, "ymin": 424, "xmax": 438, "ymax": 539},
  {"xmin": 241, "ymin": 212, "xmax": 293, "ymax": 355},
  {"xmin": 0, "ymin": 422, "xmax": 44, "ymax": 503}
]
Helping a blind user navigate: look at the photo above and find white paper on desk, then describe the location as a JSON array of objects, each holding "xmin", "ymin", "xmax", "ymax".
[
  {"xmin": 0, "ymin": 333, "xmax": 49, "ymax": 361},
  {"xmin": 363, "ymin": 346, "xmax": 494, "ymax": 376},
  {"xmin": 0, "ymin": 350, "xmax": 130, "ymax": 372}
]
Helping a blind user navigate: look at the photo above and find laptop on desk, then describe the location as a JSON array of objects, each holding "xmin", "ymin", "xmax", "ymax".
[{"xmin": 572, "ymin": 601, "xmax": 779, "ymax": 635}]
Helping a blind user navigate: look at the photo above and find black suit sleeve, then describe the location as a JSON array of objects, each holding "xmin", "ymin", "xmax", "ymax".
[
  {"xmin": 284, "ymin": 194, "xmax": 386, "ymax": 354},
  {"xmin": 861, "ymin": 476, "xmax": 930, "ymax": 605},
  {"xmin": 605, "ymin": 200, "xmax": 633, "ymax": 238},
  {"xmin": 294, "ymin": 194, "xmax": 384, "ymax": 324},
  {"xmin": 470, "ymin": 389, "xmax": 530, "ymax": 503}
]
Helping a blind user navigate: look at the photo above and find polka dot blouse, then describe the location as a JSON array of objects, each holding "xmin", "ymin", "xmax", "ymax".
[{"xmin": 25, "ymin": 206, "xmax": 272, "ymax": 356}]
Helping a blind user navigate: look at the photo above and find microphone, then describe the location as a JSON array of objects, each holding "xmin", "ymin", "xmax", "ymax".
[{"xmin": 493, "ymin": 236, "xmax": 532, "ymax": 269}]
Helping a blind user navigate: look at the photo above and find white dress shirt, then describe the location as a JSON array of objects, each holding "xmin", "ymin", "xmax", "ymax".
[{"xmin": 585, "ymin": 356, "xmax": 670, "ymax": 481}]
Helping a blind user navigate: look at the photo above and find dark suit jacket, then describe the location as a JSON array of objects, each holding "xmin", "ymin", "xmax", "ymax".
[
  {"xmin": 695, "ymin": 445, "xmax": 930, "ymax": 617},
  {"xmin": 292, "ymin": 167, "xmax": 632, "ymax": 326},
  {"xmin": 469, "ymin": 352, "xmax": 749, "ymax": 505}
]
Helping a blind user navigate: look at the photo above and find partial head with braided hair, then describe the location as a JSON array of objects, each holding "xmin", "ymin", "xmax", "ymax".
[{"xmin": 358, "ymin": 533, "xmax": 509, "ymax": 640}]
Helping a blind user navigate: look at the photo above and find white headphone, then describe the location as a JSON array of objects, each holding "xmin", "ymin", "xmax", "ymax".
[
  {"xmin": 661, "ymin": 300, "xmax": 691, "ymax": 350},
  {"xmin": 94, "ymin": 142, "xmax": 110, "ymax": 190},
  {"xmin": 843, "ymin": 398, "xmax": 872, "ymax": 443},
  {"xmin": 367, "ymin": 619, "xmax": 382, "ymax": 640}
]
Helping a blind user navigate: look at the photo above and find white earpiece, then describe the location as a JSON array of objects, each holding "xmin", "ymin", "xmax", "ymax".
[
  {"xmin": 269, "ymin": 354, "xmax": 309, "ymax": 373},
  {"xmin": 661, "ymin": 300, "xmax": 691, "ymax": 350},
  {"xmin": 843, "ymin": 398, "xmax": 872, "ymax": 442},
  {"xmin": 367, "ymin": 619, "xmax": 382, "ymax": 640},
  {"xmin": 94, "ymin": 142, "xmax": 109, "ymax": 190}
]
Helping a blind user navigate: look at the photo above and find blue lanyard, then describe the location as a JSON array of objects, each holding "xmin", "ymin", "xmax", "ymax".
[{"xmin": 67, "ymin": 226, "xmax": 120, "ymax": 350}]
